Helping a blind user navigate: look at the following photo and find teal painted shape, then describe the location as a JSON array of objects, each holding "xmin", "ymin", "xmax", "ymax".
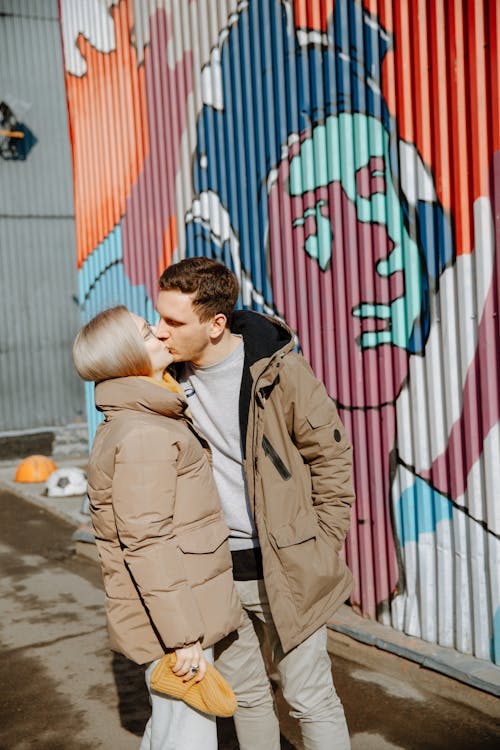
[
  {"xmin": 78, "ymin": 224, "xmax": 123, "ymax": 305},
  {"xmin": 395, "ymin": 477, "xmax": 453, "ymax": 546},
  {"xmin": 77, "ymin": 226, "xmax": 156, "ymax": 323},
  {"xmin": 492, "ymin": 607, "xmax": 500, "ymax": 665}
]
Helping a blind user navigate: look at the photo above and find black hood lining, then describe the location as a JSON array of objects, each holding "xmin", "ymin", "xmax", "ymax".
[
  {"xmin": 230, "ymin": 310, "xmax": 292, "ymax": 367},
  {"xmin": 231, "ymin": 311, "xmax": 292, "ymax": 456}
]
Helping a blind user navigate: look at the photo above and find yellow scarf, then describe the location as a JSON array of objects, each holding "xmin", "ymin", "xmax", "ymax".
[{"xmin": 162, "ymin": 370, "xmax": 184, "ymax": 394}]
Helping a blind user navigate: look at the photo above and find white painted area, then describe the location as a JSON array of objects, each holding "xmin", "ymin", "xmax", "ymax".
[
  {"xmin": 201, "ymin": 47, "xmax": 224, "ymax": 109},
  {"xmin": 60, "ymin": 0, "xmax": 118, "ymax": 76},
  {"xmin": 488, "ymin": 532, "xmax": 500, "ymax": 654},
  {"xmin": 473, "ymin": 197, "xmax": 496, "ymax": 314},
  {"xmin": 399, "ymin": 140, "xmax": 437, "ymax": 205},
  {"xmin": 187, "ymin": 191, "xmax": 240, "ymax": 257},
  {"xmin": 453, "ymin": 506, "xmax": 473, "ymax": 655},
  {"xmin": 397, "ymin": 196, "xmax": 495, "ymax": 472},
  {"xmin": 417, "ymin": 531, "xmax": 438, "ymax": 643},
  {"xmin": 468, "ymin": 517, "xmax": 492, "ymax": 660},
  {"xmin": 435, "ymin": 512, "xmax": 455, "ymax": 647},
  {"xmin": 296, "ymin": 29, "xmax": 328, "ymax": 46},
  {"xmin": 391, "ymin": 541, "xmax": 421, "ymax": 638},
  {"xmin": 390, "ymin": 458, "xmax": 499, "ymax": 660},
  {"xmin": 480, "ymin": 423, "xmax": 500, "ymax": 535}
]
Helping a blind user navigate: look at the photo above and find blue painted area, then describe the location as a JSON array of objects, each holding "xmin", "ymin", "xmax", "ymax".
[
  {"xmin": 394, "ymin": 477, "xmax": 453, "ymax": 546},
  {"xmin": 416, "ymin": 200, "xmax": 455, "ymax": 284}
]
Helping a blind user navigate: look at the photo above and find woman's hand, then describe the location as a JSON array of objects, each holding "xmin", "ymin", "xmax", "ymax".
[{"xmin": 172, "ymin": 641, "xmax": 206, "ymax": 682}]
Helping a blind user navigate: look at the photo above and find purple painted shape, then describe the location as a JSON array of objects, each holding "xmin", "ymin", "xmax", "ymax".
[
  {"xmin": 424, "ymin": 151, "xmax": 500, "ymax": 501},
  {"xmin": 122, "ymin": 8, "xmax": 194, "ymax": 300}
]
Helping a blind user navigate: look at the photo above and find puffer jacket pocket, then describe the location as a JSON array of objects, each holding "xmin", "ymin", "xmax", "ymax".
[
  {"xmin": 177, "ymin": 519, "xmax": 232, "ymax": 585},
  {"xmin": 270, "ymin": 509, "xmax": 338, "ymax": 613}
]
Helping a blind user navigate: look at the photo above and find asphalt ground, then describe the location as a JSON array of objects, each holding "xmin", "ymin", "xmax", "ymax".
[{"xmin": 0, "ymin": 489, "xmax": 499, "ymax": 749}]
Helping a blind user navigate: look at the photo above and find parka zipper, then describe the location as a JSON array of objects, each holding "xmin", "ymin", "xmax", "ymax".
[{"xmin": 262, "ymin": 435, "xmax": 291, "ymax": 480}]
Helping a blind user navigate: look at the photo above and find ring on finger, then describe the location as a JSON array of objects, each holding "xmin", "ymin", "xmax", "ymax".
[{"xmin": 190, "ymin": 665, "xmax": 199, "ymax": 674}]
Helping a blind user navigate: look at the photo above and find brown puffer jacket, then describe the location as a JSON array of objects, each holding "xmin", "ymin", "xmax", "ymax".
[{"xmin": 87, "ymin": 376, "xmax": 242, "ymax": 665}]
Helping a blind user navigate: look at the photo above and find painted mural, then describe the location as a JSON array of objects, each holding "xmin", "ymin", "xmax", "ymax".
[{"xmin": 60, "ymin": 0, "xmax": 500, "ymax": 664}]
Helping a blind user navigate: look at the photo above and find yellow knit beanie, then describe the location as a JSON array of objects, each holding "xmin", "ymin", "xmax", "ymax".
[{"xmin": 150, "ymin": 653, "xmax": 237, "ymax": 718}]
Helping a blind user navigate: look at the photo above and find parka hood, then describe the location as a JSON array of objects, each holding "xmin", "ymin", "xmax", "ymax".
[
  {"xmin": 230, "ymin": 310, "xmax": 294, "ymax": 367},
  {"xmin": 94, "ymin": 376, "xmax": 188, "ymax": 419},
  {"xmin": 229, "ymin": 311, "xmax": 295, "ymax": 455}
]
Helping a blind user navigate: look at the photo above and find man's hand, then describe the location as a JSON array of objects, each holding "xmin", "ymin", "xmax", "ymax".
[{"xmin": 172, "ymin": 641, "xmax": 206, "ymax": 682}]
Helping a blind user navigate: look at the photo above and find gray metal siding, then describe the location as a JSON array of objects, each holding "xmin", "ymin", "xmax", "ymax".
[{"xmin": 0, "ymin": 0, "xmax": 84, "ymax": 430}]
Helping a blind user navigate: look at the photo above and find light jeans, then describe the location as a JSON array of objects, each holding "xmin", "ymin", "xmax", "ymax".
[
  {"xmin": 215, "ymin": 579, "xmax": 350, "ymax": 750},
  {"xmin": 139, "ymin": 648, "xmax": 216, "ymax": 750}
]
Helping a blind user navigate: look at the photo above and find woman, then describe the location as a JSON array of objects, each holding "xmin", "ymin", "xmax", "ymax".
[{"xmin": 72, "ymin": 305, "xmax": 241, "ymax": 750}]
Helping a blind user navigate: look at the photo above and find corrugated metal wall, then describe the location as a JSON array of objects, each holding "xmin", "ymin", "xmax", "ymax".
[
  {"xmin": 60, "ymin": 0, "xmax": 500, "ymax": 665},
  {"xmin": 0, "ymin": 0, "xmax": 84, "ymax": 430}
]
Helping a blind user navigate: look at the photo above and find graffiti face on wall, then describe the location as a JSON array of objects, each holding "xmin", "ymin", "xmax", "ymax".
[{"xmin": 268, "ymin": 112, "xmax": 426, "ymax": 408}]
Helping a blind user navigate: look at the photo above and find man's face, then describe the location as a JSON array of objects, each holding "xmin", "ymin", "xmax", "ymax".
[{"xmin": 156, "ymin": 289, "xmax": 212, "ymax": 365}]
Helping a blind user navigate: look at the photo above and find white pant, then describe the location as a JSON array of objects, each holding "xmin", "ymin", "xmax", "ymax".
[
  {"xmin": 139, "ymin": 648, "xmax": 216, "ymax": 750},
  {"xmin": 215, "ymin": 579, "xmax": 350, "ymax": 750}
]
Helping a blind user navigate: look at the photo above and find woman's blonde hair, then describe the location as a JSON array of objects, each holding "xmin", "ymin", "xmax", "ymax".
[{"xmin": 72, "ymin": 305, "xmax": 152, "ymax": 382}]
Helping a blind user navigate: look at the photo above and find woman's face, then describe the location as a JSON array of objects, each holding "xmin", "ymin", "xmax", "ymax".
[{"xmin": 129, "ymin": 313, "xmax": 174, "ymax": 376}]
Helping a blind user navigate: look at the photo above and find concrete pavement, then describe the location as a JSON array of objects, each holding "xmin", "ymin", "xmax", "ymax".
[
  {"xmin": 1, "ymin": 487, "xmax": 499, "ymax": 749},
  {"xmin": 0, "ymin": 456, "xmax": 500, "ymax": 750}
]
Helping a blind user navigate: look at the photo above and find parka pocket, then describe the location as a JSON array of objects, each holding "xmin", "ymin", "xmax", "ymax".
[
  {"xmin": 306, "ymin": 409, "xmax": 331, "ymax": 429},
  {"xmin": 270, "ymin": 510, "xmax": 317, "ymax": 548},
  {"xmin": 270, "ymin": 510, "xmax": 338, "ymax": 613},
  {"xmin": 176, "ymin": 519, "xmax": 232, "ymax": 585}
]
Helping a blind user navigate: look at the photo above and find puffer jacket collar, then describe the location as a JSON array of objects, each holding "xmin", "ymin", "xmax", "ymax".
[
  {"xmin": 230, "ymin": 310, "xmax": 295, "ymax": 454},
  {"xmin": 95, "ymin": 376, "xmax": 188, "ymax": 420}
]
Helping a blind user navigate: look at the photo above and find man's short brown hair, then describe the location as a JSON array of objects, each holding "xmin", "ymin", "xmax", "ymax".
[{"xmin": 159, "ymin": 257, "xmax": 239, "ymax": 323}]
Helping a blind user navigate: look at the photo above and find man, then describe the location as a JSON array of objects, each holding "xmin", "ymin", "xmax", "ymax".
[{"xmin": 156, "ymin": 256, "xmax": 355, "ymax": 750}]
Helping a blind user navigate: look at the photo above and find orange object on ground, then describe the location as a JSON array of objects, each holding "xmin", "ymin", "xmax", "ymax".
[{"xmin": 15, "ymin": 455, "xmax": 57, "ymax": 483}]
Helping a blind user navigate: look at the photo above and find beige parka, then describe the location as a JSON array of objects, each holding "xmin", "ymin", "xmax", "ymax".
[
  {"xmin": 87, "ymin": 376, "xmax": 242, "ymax": 665},
  {"xmin": 231, "ymin": 311, "xmax": 355, "ymax": 654}
]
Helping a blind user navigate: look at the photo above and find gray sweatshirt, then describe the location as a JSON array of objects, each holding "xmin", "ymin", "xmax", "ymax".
[{"xmin": 178, "ymin": 339, "xmax": 258, "ymax": 551}]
